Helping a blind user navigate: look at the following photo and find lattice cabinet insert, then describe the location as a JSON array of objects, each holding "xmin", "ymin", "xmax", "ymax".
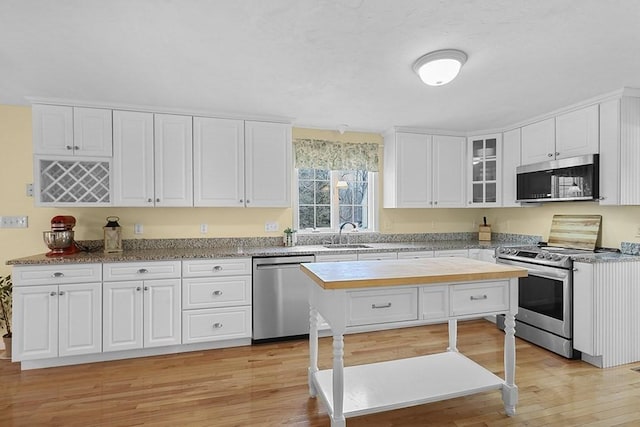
[{"xmin": 36, "ymin": 157, "xmax": 111, "ymax": 205}]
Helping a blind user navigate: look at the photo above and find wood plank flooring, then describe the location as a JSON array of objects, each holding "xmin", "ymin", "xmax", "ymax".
[{"xmin": 2, "ymin": 320, "xmax": 640, "ymax": 426}]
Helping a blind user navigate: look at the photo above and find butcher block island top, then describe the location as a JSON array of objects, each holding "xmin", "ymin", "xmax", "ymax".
[
  {"xmin": 303, "ymin": 257, "xmax": 527, "ymax": 427},
  {"xmin": 301, "ymin": 256, "xmax": 527, "ymax": 289}
]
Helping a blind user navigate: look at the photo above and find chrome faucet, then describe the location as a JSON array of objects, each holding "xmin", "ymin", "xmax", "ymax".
[{"xmin": 338, "ymin": 221, "xmax": 357, "ymax": 245}]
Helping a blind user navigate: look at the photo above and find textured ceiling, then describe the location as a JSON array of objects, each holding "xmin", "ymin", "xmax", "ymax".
[{"xmin": 2, "ymin": 0, "xmax": 640, "ymax": 133}]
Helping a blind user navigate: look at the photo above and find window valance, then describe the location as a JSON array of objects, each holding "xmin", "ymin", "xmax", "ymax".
[{"xmin": 293, "ymin": 139, "xmax": 380, "ymax": 172}]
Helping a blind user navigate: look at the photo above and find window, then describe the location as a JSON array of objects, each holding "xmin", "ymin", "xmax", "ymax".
[
  {"xmin": 296, "ymin": 168, "xmax": 376, "ymax": 231},
  {"xmin": 293, "ymin": 138, "xmax": 379, "ymax": 232}
]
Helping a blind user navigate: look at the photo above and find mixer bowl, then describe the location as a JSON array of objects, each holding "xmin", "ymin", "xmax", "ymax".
[{"xmin": 43, "ymin": 230, "xmax": 74, "ymax": 251}]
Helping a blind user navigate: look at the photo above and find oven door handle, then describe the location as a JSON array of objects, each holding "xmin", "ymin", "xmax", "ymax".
[{"xmin": 525, "ymin": 268, "xmax": 568, "ymax": 281}]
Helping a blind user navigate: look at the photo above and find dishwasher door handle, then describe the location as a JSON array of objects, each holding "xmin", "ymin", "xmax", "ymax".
[{"xmin": 255, "ymin": 262, "xmax": 306, "ymax": 270}]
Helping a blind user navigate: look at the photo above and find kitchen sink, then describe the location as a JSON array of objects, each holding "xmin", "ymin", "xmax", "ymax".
[{"xmin": 323, "ymin": 244, "xmax": 372, "ymax": 249}]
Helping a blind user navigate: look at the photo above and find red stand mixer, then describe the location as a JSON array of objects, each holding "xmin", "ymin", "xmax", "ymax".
[{"xmin": 43, "ymin": 215, "xmax": 81, "ymax": 257}]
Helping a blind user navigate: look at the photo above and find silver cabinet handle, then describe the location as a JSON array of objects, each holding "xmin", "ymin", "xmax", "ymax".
[
  {"xmin": 58, "ymin": 291, "xmax": 65, "ymax": 296},
  {"xmin": 147, "ymin": 198, "xmax": 153, "ymax": 203},
  {"xmin": 548, "ymin": 153, "xmax": 553, "ymax": 157},
  {"xmin": 434, "ymin": 201, "xmax": 438, "ymax": 205},
  {"xmin": 52, "ymin": 272, "xmax": 64, "ymax": 278},
  {"xmin": 239, "ymin": 199, "xmax": 243, "ymax": 203},
  {"xmin": 213, "ymin": 266, "xmax": 223, "ymax": 271},
  {"xmin": 144, "ymin": 286, "xmax": 149, "ymax": 291},
  {"xmin": 212, "ymin": 322, "xmax": 223, "ymax": 329},
  {"xmin": 156, "ymin": 198, "xmax": 160, "ymax": 203},
  {"xmin": 371, "ymin": 303, "xmax": 392, "ymax": 309},
  {"xmin": 136, "ymin": 287, "xmax": 141, "ymax": 291},
  {"xmin": 470, "ymin": 295, "xmax": 488, "ymax": 300},
  {"xmin": 555, "ymin": 152, "xmax": 560, "ymax": 156},
  {"xmin": 50, "ymin": 291, "xmax": 57, "ymax": 296},
  {"xmin": 74, "ymin": 146, "xmax": 80, "ymax": 150},
  {"xmin": 246, "ymin": 199, "xmax": 250, "ymax": 204},
  {"xmin": 138, "ymin": 268, "xmax": 148, "ymax": 274},
  {"xmin": 66, "ymin": 145, "xmax": 73, "ymax": 150},
  {"xmin": 212, "ymin": 290, "xmax": 223, "ymax": 296}
]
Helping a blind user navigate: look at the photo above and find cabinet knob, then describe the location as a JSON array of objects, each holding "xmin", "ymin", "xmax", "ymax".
[
  {"xmin": 52, "ymin": 272, "xmax": 64, "ymax": 278},
  {"xmin": 213, "ymin": 266, "xmax": 223, "ymax": 271},
  {"xmin": 147, "ymin": 198, "xmax": 153, "ymax": 203},
  {"xmin": 239, "ymin": 199, "xmax": 243, "ymax": 203},
  {"xmin": 65, "ymin": 145, "xmax": 73, "ymax": 150},
  {"xmin": 144, "ymin": 286, "xmax": 149, "ymax": 291},
  {"xmin": 548, "ymin": 153, "xmax": 553, "ymax": 157},
  {"xmin": 434, "ymin": 201, "xmax": 438, "ymax": 205},
  {"xmin": 156, "ymin": 198, "xmax": 160, "ymax": 203},
  {"xmin": 138, "ymin": 268, "xmax": 148, "ymax": 274},
  {"xmin": 50, "ymin": 291, "xmax": 57, "ymax": 296},
  {"xmin": 212, "ymin": 322, "xmax": 223, "ymax": 329},
  {"xmin": 555, "ymin": 152, "xmax": 560, "ymax": 156},
  {"xmin": 74, "ymin": 146, "xmax": 80, "ymax": 150},
  {"xmin": 246, "ymin": 199, "xmax": 250, "ymax": 204},
  {"xmin": 136, "ymin": 287, "xmax": 141, "ymax": 291},
  {"xmin": 58, "ymin": 291, "xmax": 65, "ymax": 296},
  {"xmin": 212, "ymin": 290, "xmax": 223, "ymax": 296}
]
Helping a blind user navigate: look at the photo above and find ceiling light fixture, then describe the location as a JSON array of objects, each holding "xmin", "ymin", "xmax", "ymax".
[{"xmin": 413, "ymin": 49, "xmax": 468, "ymax": 86}]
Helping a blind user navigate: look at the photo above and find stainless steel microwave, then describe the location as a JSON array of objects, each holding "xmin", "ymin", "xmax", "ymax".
[{"xmin": 516, "ymin": 154, "xmax": 599, "ymax": 203}]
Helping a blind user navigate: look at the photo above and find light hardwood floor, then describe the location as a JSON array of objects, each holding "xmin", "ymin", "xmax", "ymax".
[{"xmin": 2, "ymin": 320, "xmax": 640, "ymax": 426}]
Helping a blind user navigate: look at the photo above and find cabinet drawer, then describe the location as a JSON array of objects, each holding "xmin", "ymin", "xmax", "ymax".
[
  {"xmin": 451, "ymin": 281, "xmax": 509, "ymax": 316},
  {"xmin": 182, "ymin": 306, "xmax": 251, "ymax": 343},
  {"xmin": 315, "ymin": 254, "xmax": 357, "ymax": 262},
  {"xmin": 183, "ymin": 276, "xmax": 251, "ymax": 309},
  {"xmin": 182, "ymin": 258, "xmax": 251, "ymax": 278},
  {"xmin": 357, "ymin": 252, "xmax": 398, "ymax": 261},
  {"xmin": 422, "ymin": 285, "xmax": 449, "ymax": 320},
  {"xmin": 397, "ymin": 251, "xmax": 434, "ymax": 259},
  {"xmin": 13, "ymin": 263, "xmax": 102, "ymax": 286},
  {"xmin": 103, "ymin": 261, "xmax": 181, "ymax": 281},
  {"xmin": 347, "ymin": 287, "xmax": 418, "ymax": 326},
  {"xmin": 435, "ymin": 249, "xmax": 469, "ymax": 257}
]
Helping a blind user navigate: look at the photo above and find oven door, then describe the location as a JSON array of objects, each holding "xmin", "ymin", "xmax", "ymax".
[{"xmin": 496, "ymin": 258, "xmax": 572, "ymax": 339}]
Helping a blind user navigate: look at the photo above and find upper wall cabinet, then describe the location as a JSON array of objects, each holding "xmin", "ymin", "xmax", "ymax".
[
  {"xmin": 521, "ymin": 105, "xmax": 599, "ymax": 165},
  {"xmin": 466, "ymin": 133, "xmax": 502, "ymax": 207},
  {"xmin": 113, "ymin": 111, "xmax": 193, "ymax": 207},
  {"xmin": 383, "ymin": 131, "xmax": 465, "ymax": 208},
  {"xmin": 33, "ymin": 104, "xmax": 112, "ymax": 157},
  {"xmin": 194, "ymin": 118, "xmax": 291, "ymax": 207},
  {"xmin": 501, "ymin": 128, "xmax": 521, "ymax": 207}
]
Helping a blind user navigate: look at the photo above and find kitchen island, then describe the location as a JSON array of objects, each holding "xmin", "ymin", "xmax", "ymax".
[{"xmin": 301, "ymin": 257, "xmax": 527, "ymax": 427}]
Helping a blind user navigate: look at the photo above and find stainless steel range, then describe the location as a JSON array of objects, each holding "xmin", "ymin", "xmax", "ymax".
[
  {"xmin": 495, "ymin": 245, "xmax": 584, "ymax": 359},
  {"xmin": 494, "ymin": 214, "xmax": 602, "ymax": 359}
]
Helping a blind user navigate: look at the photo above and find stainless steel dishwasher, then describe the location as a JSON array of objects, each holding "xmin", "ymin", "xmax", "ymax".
[{"xmin": 252, "ymin": 255, "xmax": 315, "ymax": 341}]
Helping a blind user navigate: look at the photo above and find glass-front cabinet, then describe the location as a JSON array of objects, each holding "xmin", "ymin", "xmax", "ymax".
[{"xmin": 467, "ymin": 134, "xmax": 502, "ymax": 206}]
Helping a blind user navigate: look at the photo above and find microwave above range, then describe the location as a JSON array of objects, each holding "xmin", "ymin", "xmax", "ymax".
[{"xmin": 516, "ymin": 154, "xmax": 599, "ymax": 203}]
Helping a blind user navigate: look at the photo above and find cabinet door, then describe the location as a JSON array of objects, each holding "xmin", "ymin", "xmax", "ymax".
[
  {"xmin": 432, "ymin": 135, "xmax": 466, "ymax": 207},
  {"xmin": 73, "ymin": 107, "xmax": 113, "ymax": 156},
  {"xmin": 357, "ymin": 252, "xmax": 398, "ymax": 261},
  {"xmin": 598, "ymin": 99, "xmax": 620, "ymax": 205},
  {"xmin": 13, "ymin": 285, "xmax": 59, "ymax": 361},
  {"xmin": 244, "ymin": 121, "xmax": 292, "ymax": 207},
  {"xmin": 154, "ymin": 114, "xmax": 193, "ymax": 207},
  {"xmin": 434, "ymin": 249, "xmax": 469, "ymax": 257},
  {"xmin": 501, "ymin": 128, "xmax": 521, "ymax": 207},
  {"xmin": 32, "ymin": 104, "xmax": 73, "ymax": 155},
  {"xmin": 555, "ymin": 105, "xmax": 599, "ymax": 159},
  {"xmin": 144, "ymin": 279, "xmax": 182, "ymax": 348},
  {"xmin": 521, "ymin": 118, "xmax": 555, "ymax": 164},
  {"xmin": 103, "ymin": 281, "xmax": 143, "ymax": 352},
  {"xmin": 58, "ymin": 283, "xmax": 102, "ymax": 357},
  {"xmin": 395, "ymin": 133, "xmax": 432, "ymax": 207},
  {"xmin": 467, "ymin": 134, "xmax": 501, "ymax": 207},
  {"xmin": 193, "ymin": 117, "xmax": 245, "ymax": 207},
  {"xmin": 112, "ymin": 110, "xmax": 155, "ymax": 206}
]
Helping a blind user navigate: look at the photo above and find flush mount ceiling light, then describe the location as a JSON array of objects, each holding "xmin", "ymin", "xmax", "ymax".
[{"xmin": 413, "ymin": 49, "xmax": 468, "ymax": 86}]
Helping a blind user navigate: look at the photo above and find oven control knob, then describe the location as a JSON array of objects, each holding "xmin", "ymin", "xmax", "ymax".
[
  {"xmin": 536, "ymin": 253, "xmax": 545, "ymax": 259},
  {"xmin": 552, "ymin": 254, "xmax": 562, "ymax": 261},
  {"xmin": 545, "ymin": 253, "xmax": 553, "ymax": 259}
]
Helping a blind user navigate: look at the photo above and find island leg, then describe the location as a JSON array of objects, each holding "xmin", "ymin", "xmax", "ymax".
[
  {"xmin": 447, "ymin": 319, "xmax": 458, "ymax": 352},
  {"xmin": 502, "ymin": 310, "xmax": 518, "ymax": 416},
  {"xmin": 308, "ymin": 306, "xmax": 319, "ymax": 397},
  {"xmin": 331, "ymin": 333, "xmax": 346, "ymax": 427}
]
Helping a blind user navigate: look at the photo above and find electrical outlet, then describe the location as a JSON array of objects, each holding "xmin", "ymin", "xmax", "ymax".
[
  {"xmin": 0, "ymin": 216, "xmax": 28, "ymax": 228},
  {"xmin": 25, "ymin": 183, "xmax": 33, "ymax": 197},
  {"xmin": 134, "ymin": 223, "xmax": 143, "ymax": 234},
  {"xmin": 200, "ymin": 224, "xmax": 208, "ymax": 234},
  {"xmin": 265, "ymin": 222, "xmax": 279, "ymax": 232}
]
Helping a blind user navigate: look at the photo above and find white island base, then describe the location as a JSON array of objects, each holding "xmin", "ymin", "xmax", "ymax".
[{"xmin": 301, "ymin": 257, "xmax": 525, "ymax": 427}]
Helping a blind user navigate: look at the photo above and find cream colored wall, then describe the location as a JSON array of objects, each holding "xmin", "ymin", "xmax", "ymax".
[{"xmin": 2, "ymin": 105, "xmax": 640, "ymax": 276}]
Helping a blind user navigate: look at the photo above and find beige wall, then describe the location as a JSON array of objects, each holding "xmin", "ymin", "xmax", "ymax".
[{"xmin": 1, "ymin": 105, "xmax": 639, "ymax": 275}]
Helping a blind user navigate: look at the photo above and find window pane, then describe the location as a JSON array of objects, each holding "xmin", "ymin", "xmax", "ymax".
[
  {"xmin": 339, "ymin": 188, "xmax": 353, "ymax": 204},
  {"xmin": 299, "ymin": 206, "xmax": 315, "ymax": 229},
  {"xmin": 315, "ymin": 181, "xmax": 330, "ymax": 204},
  {"xmin": 298, "ymin": 181, "xmax": 314, "ymax": 204},
  {"xmin": 339, "ymin": 206, "xmax": 353, "ymax": 223},
  {"xmin": 299, "ymin": 168, "xmax": 314, "ymax": 179},
  {"xmin": 316, "ymin": 170, "xmax": 329, "ymax": 180},
  {"xmin": 316, "ymin": 206, "xmax": 331, "ymax": 228}
]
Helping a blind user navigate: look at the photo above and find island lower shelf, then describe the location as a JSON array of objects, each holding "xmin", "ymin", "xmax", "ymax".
[{"xmin": 312, "ymin": 351, "xmax": 505, "ymax": 418}]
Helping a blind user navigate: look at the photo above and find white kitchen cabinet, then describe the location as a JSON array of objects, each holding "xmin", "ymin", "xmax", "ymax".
[
  {"xmin": 194, "ymin": 118, "xmax": 291, "ymax": 207},
  {"xmin": 555, "ymin": 105, "xmax": 599, "ymax": 159},
  {"xmin": 435, "ymin": 249, "xmax": 469, "ymax": 257},
  {"xmin": 315, "ymin": 253, "xmax": 358, "ymax": 262},
  {"xmin": 103, "ymin": 261, "xmax": 181, "ymax": 351},
  {"xmin": 244, "ymin": 121, "xmax": 292, "ymax": 207},
  {"xmin": 501, "ymin": 128, "xmax": 521, "ymax": 207},
  {"xmin": 397, "ymin": 251, "xmax": 434, "ymax": 259},
  {"xmin": 468, "ymin": 248, "xmax": 495, "ymax": 262},
  {"xmin": 467, "ymin": 133, "xmax": 501, "ymax": 206},
  {"xmin": 521, "ymin": 106, "xmax": 599, "ymax": 165},
  {"xmin": 182, "ymin": 258, "xmax": 252, "ymax": 344},
  {"xmin": 599, "ymin": 95, "xmax": 640, "ymax": 205},
  {"xmin": 521, "ymin": 118, "xmax": 555, "ymax": 164},
  {"xmin": 384, "ymin": 131, "xmax": 465, "ymax": 208},
  {"xmin": 112, "ymin": 111, "xmax": 193, "ymax": 207},
  {"xmin": 13, "ymin": 282, "xmax": 102, "ymax": 361},
  {"xmin": 347, "ymin": 287, "xmax": 418, "ymax": 326},
  {"xmin": 32, "ymin": 105, "xmax": 112, "ymax": 157},
  {"xmin": 421, "ymin": 285, "xmax": 448, "ymax": 321},
  {"xmin": 357, "ymin": 252, "xmax": 398, "ymax": 261}
]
